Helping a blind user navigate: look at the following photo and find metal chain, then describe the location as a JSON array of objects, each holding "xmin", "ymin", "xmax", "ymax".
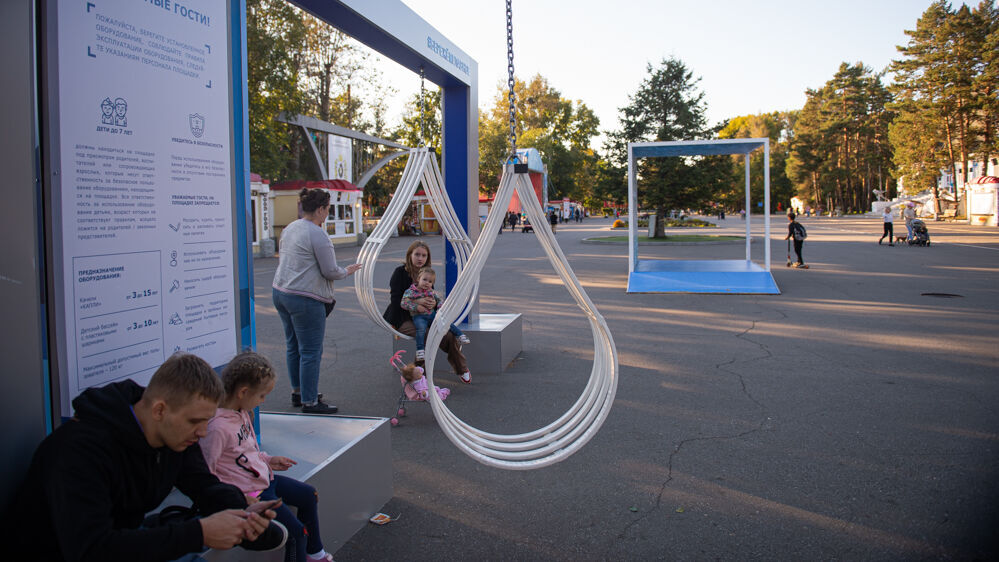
[
  {"xmin": 506, "ymin": 0, "xmax": 516, "ymax": 158},
  {"xmin": 419, "ymin": 66, "xmax": 426, "ymax": 147}
]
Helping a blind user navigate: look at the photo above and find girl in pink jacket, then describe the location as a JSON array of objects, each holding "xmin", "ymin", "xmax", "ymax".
[{"xmin": 201, "ymin": 351, "xmax": 333, "ymax": 562}]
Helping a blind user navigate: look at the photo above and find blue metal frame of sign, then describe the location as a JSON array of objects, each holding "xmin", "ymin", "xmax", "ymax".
[
  {"xmin": 232, "ymin": 0, "xmax": 254, "ymax": 351},
  {"xmin": 287, "ymin": 0, "xmax": 478, "ymax": 300}
]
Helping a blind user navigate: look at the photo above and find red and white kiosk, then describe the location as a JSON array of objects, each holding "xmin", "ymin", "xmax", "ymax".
[{"xmin": 968, "ymin": 176, "xmax": 998, "ymax": 227}]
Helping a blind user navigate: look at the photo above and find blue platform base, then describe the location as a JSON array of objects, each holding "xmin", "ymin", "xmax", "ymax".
[{"xmin": 627, "ymin": 259, "xmax": 780, "ymax": 294}]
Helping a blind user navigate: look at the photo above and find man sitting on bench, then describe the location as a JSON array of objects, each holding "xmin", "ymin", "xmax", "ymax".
[{"xmin": 9, "ymin": 352, "xmax": 285, "ymax": 561}]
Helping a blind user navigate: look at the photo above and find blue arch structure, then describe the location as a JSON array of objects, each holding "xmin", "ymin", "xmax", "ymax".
[{"xmin": 289, "ymin": 0, "xmax": 479, "ymax": 301}]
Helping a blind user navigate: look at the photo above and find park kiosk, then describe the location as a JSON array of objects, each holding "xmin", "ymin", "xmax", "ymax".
[
  {"xmin": 250, "ymin": 173, "xmax": 276, "ymax": 257},
  {"xmin": 270, "ymin": 179, "xmax": 365, "ymax": 246},
  {"xmin": 968, "ymin": 176, "xmax": 998, "ymax": 227}
]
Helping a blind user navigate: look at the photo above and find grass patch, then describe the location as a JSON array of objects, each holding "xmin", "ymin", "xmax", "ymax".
[{"xmin": 589, "ymin": 234, "xmax": 743, "ymax": 243}]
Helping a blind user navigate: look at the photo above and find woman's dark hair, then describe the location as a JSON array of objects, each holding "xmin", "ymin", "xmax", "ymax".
[{"xmin": 299, "ymin": 188, "xmax": 331, "ymax": 213}]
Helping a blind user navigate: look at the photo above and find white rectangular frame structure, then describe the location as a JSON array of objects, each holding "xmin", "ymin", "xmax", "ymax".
[
  {"xmin": 626, "ymin": 138, "xmax": 776, "ymax": 294},
  {"xmin": 628, "ymin": 138, "xmax": 771, "ymax": 272}
]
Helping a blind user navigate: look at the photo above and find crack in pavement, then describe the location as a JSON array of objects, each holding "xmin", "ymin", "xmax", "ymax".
[{"xmin": 611, "ymin": 318, "xmax": 775, "ymax": 544}]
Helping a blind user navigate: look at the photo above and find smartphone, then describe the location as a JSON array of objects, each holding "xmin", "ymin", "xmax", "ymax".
[{"xmin": 246, "ymin": 498, "xmax": 282, "ymax": 514}]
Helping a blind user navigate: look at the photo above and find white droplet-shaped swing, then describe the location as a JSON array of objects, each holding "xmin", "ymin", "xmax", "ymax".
[
  {"xmin": 354, "ymin": 67, "xmax": 478, "ymax": 338},
  {"xmin": 421, "ymin": 161, "xmax": 619, "ymax": 470},
  {"xmin": 415, "ymin": 0, "xmax": 617, "ymax": 469}
]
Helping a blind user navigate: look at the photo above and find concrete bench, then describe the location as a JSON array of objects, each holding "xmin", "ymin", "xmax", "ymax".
[
  {"xmin": 393, "ymin": 313, "xmax": 522, "ymax": 375},
  {"xmin": 154, "ymin": 413, "xmax": 392, "ymax": 561}
]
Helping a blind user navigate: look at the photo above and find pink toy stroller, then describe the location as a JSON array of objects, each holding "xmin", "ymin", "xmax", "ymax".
[{"xmin": 389, "ymin": 350, "xmax": 450, "ymax": 427}]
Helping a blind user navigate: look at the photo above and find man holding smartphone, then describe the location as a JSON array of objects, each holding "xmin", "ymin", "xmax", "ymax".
[{"xmin": 9, "ymin": 353, "xmax": 286, "ymax": 561}]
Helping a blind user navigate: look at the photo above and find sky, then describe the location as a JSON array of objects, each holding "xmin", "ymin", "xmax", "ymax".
[{"xmin": 358, "ymin": 0, "xmax": 950, "ymax": 147}]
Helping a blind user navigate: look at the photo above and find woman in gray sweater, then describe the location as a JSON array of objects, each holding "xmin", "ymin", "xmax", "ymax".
[{"xmin": 272, "ymin": 188, "xmax": 362, "ymax": 414}]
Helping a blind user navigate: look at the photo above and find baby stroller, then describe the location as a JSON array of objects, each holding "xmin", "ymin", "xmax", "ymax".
[
  {"xmin": 388, "ymin": 350, "xmax": 450, "ymax": 427},
  {"xmin": 908, "ymin": 219, "xmax": 930, "ymax": 246}
]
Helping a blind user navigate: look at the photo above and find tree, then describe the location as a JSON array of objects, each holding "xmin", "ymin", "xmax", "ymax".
[
  {"xmin": 478, "ymin": 75, "xmax": 600, "ymax": 201},
  {"xmin": 609, "ymin": 57, "xmax": 711, "ymax": 237},
  {"xmin": 246, "ymin": 0, "xmax": 308, "ymax": 180},
  {"xmin": 785, "ymin": 63, "xmax": 893, "ymax": 214},
  {"xmin": 718, "ymin": 112, "xmax": 795, "ymax": 213},
  {"xmin": 973, "ymin": 1, "xmax": 999, "ymax": 171},
  {"xmin": 889, "ymin": 1, "xmax": 997, "ymax": 214},
  {"xmin": 398, "ymin": 89, "xmax": 442, "ymax": 155}
]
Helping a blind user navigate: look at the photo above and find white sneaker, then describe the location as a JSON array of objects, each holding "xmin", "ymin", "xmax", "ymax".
[
  {"xmin": 415, "ymin": 349, "xmax": 425, "ymax": 362},
  {"xmin": 457, "ymin": 334, "xmax": 470, "ymax": 345},
  {"xmin": 459, "ymin": 371, "xmax": 471, "ymax": 384}
]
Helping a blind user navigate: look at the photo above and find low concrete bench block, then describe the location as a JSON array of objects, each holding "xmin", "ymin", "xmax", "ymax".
[
  {"xmin": 155, "ymin": 414, "xmax": 392, "ymax": 561},
  {"xmin": 392, "ymin": 313, "xmax": 522, "ymax": 375}
]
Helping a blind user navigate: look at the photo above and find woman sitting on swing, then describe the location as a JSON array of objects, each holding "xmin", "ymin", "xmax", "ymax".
[{"xmin": 383, "ymin": 240, "xmax": 471, "ymax": 384}]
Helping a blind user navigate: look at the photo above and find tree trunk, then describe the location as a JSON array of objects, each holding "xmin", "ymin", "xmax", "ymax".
[
  {"xmin": 945, "ymin": 116, "xmax": 958, "ymax": 194},
  {"xmin": 654, "ymin": 206, "xmax": 667, "ymax": 238}
]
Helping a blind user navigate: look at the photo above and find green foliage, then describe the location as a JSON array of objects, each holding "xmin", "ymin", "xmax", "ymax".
[
  {"xmin": 398, "ymin": 90, "xmax": 442, "ymax": 157},
  {"xmin": 246, "ymin": 0, "xmax": 394, "ymax": 183},
  {"xmin": 608, "ymin": 57, "xmax": 713, "ymax": 237},
  {"xmin": 246, "ymin": 0, "xmax": 308, "ymax": 180},
  {"xmin": 478, "ymin": 75, "xmax": 601, "ymax": 201},
  {"xmin": 785, "ymin": 63, "xmax": 893, "ymax": 213},
  {"xmin": 889, "ymin": 0, "xmax": 998, "ymax": 213},
  {"xmin": 718, "ymin": 112, "xmax": 796, "ymax": 213}
]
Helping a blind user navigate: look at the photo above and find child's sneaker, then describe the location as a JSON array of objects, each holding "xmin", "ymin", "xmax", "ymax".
[
  {"xmin": 415, "ymin": 349, "xmax": 425, "ymax": 362},
  {"xmin": 457, "ymin": 334, "xmax": 470, "ymax": 345},
  {"xmin": 459, "ymin": 371, "xmax": 471, "ymax": 384}
]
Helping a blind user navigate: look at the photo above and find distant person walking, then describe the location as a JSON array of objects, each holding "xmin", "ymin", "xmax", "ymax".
[
  {"xmin": 878, "ymin": 205, "xmax": 895, "ymax": 246},
  {"xmin": 903, "ymin": 202, "xmax": 916, "ymax": 241}
]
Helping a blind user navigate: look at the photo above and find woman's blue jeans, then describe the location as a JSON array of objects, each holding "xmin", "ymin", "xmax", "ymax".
[{"xmin": 272, "ymin": 289, "xmax": 326, "ymax": 405}]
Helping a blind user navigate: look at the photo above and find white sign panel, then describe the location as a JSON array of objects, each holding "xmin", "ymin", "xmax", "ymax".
[
  {"xmin": 328, "ymin": 135, "xmax": 352, "ymax": 181},
  {"xmin": 54, "ymin": 0, "xmax": 236, "ymax": 410}
]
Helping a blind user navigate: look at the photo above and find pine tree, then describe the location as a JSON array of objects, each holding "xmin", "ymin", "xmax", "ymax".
[{"xmin": 609, "ymin": 57, "xmax": 711, "ymax": 237}]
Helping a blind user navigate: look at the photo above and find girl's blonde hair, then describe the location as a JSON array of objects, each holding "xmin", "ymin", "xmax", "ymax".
[{"xmin": 220, "ymin": 351, "xmax": 276, "ymax": 397}]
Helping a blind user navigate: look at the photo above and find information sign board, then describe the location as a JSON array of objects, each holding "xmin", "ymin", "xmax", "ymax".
[{"xmin": 49, "ymin": 0, "xmax": 237, "ymax": 412}]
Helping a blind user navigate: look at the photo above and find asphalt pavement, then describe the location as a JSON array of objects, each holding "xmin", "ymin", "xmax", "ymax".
[{"xmin": 253, "ymin": 214, "xmax": 999, "ymax": 561}]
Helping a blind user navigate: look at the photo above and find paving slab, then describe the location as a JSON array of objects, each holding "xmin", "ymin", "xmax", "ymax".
[{"xmin": 253, "ymin": 215, "xmax": 999, "ymax": 560}]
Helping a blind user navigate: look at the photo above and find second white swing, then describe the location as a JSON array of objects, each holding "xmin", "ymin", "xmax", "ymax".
[{"xmin": 354, "ymin": 146, "xmax": 479, "ymax": 339}]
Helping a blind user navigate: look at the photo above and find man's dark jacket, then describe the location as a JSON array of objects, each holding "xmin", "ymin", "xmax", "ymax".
[{"xmin": 11, "ymin": 380, "xmax": 246, "ymax": 561}]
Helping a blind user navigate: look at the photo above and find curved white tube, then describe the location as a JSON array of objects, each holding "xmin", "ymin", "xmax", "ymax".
[
  {"xmin": 354, "ymin": 148, "xmax": 478, "ymax": 339},
  {"xmin": 421, "ymin": 164, "xmax": 619, "ymax": 470}
]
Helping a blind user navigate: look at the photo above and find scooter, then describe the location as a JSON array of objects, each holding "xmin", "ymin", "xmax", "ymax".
[{"xmin": 786, "ymin": 239, "xmax": 809, "ymax": 269}]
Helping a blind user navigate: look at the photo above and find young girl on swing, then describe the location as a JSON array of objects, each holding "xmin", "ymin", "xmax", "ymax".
[{"xmin": 201, "ymin": 351, "xmax": 334, "ymax": 562}]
